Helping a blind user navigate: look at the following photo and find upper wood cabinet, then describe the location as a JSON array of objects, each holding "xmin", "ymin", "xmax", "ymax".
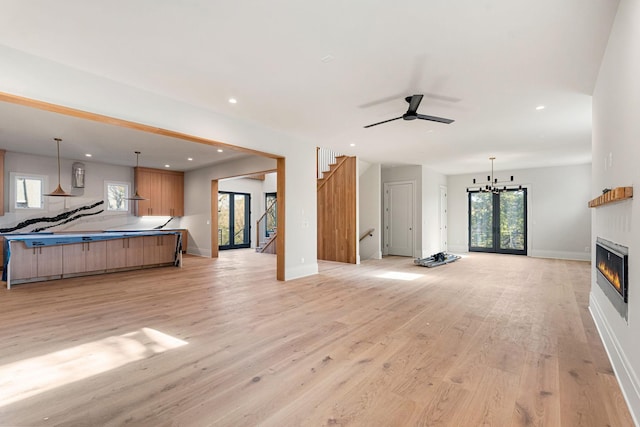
[
  {"xmin": 134, "ymin": 167, "xmax": 184, "ymax": 216},
  {"xmin": 0, "ymin": 149, "xmax": 5, "ymax": 217}
]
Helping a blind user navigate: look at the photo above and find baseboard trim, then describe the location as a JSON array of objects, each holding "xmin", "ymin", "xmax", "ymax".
[
  {"xmin": 589, "ymin": 295, "xmax": 640, "ymax": 426},
  {"xmin": 186, "ymin": 249, "xmax": 211, "ymax": 257},
  {"xmin": 529, "ymin": 249, "xmax": 590, "ymax": 261},
  {"xmin": 447, "ymin": 245, "xmax": 468, "ymax": 254},
  {"xmin": 285, "ymin": 263, "xmax": 319, "ymax": 281}
]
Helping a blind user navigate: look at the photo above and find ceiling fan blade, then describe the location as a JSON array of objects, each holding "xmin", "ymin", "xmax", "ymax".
[
  {"xmin": 364, "ymin": 116, "xmax": 403, "ymax": 128},
  {"xmin": 416, "ymin": 114, "xmax": 454, "ymax": 124},
  {"xmin": 406, "ymin": 94, "xmax": 424, "ymax": 114}
]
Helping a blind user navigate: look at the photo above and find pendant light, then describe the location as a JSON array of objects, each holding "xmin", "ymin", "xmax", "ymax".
[
  {"xmin": 126, "ymin": 151, "xmax": 148, "ymax": 201},
  {"xmin": 45, "ymin": 137, "xmax": 75, "ymax": 197}
]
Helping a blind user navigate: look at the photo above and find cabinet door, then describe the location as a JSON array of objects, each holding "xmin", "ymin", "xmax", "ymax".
[
  {"xmin": 143, "ymin": 236, "xmax": 161, "ymax": 265},
  {"xmin": 37, "ymin": 246, "xmax": 63, "ymax": 276},
  {"xmin": 85, "ymin": 241, "xmax": 107, "ymax": 272},
  {"xmin": 63, "ymin": 243, "xmax": 86, "ymax": 274},
  {"xmin": 106, "ymin": 239, "xmax": 127, "ymax": 269},
  {"xmin": 9, "ymin": 242, "xmax": 37, "ymax": 280},
  {"xmin": 161, "ymin": 174, "xmax": 184, "ymax": 216},
  {"xmin": 159, "ymin": 234, "xmax": 178, "ymax": 264},
  {"xmin": 136, "ymin": 169, "xmax": 162, "ymax": 216},
  {"xmin": 126, "ymin": 237, "xmax": 144, "ymax": 267}
]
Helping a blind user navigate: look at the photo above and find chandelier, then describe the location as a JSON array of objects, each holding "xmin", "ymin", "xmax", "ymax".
[{"xmin": 466, "ymin": 157, "xmax": 522, "ymax": 193}]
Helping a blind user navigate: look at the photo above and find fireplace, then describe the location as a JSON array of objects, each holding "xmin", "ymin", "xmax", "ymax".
[{"xmin": 596, "ymin": 238, "xmax": 628, "ymax": 304}]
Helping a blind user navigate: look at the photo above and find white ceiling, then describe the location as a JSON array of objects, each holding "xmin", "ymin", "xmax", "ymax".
[
  {"xmin": 0, "ymin": 0, "xmax": 620, "ymax": 174},
  {"xmin": 0, "ymin": 101, "xmax": 250, "ymax": 171}
]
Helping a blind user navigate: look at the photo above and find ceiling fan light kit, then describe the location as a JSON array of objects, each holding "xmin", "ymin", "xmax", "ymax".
[
  {"xmin": 45, "ymin": 137, "xmax": 75, "ymax": 197},
  {"xmin": 364, "ymin": 94, "xmax": 454, "ymax": 128},
  {"xmin": 466, "ymin": 157, "xmax": 523, "ymax": 193}
]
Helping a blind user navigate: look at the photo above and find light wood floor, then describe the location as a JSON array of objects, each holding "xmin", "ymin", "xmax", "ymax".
[{"xmin": 0, "ymin": 251, "xmax": 633, "ymax": 426}]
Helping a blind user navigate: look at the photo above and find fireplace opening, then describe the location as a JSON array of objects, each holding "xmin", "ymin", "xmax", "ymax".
[{"xmin": 596, "ymin": 238, "xmax": 628, "ymax": 303}]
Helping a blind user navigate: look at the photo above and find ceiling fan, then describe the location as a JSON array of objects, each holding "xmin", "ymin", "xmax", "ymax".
[{"xmin": 364, "ymin": 94, "xmax": 454, "ymax": 128}]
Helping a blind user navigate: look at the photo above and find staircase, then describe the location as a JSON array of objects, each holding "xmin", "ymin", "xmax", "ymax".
[
  {"xmin": 317, "ymin": 148, "xmax": 357, "ymax": 264},
  {"xmin": 256, "ymin": 228, "xmax": 277, "ymax": 254},
  {"xmin": 255, "ymin": 199, "xmax": 277, "ymax": 254}
]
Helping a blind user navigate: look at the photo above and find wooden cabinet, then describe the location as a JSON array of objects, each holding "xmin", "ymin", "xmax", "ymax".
[
  {"xmin": 10, "ymin": 243, "xmax": 62, "ymax": 281},
  {"xmin": 161, "ymin": 173, "xmax": 184, "ymax": 216},
  {"xmin": 106, "ymin": 237, "xmax": 144, "ymax": 269},
  {"xmin": 5, "ymin": 232, "xmax": 180, "ymax": 288},
  {"xmin": 0, "ymin": 149, "xmax": 5, "ymax": 217},
  {"xmin": 63, "ymin": 241, "xmax": 107, "ymax": 275},
  {"xmin": 143, "ymin": 234, "xmax": 178, "ymax": 265},
  {"xmin": 135, "ymin": 167, "xmax": 184, "ymax": 216}
]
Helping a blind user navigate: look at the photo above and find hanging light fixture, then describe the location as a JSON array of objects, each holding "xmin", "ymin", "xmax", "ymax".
[
  {"xmin": 45, "ymin": 137, "xmax": 75, "ymax": 197},
  {"xmin": 466, "ymin": 156, "xmax": 522, "ymax": 193},
  {"xmin": 126, "ymin": 151, "xmax": 148, "ymax": 201}
]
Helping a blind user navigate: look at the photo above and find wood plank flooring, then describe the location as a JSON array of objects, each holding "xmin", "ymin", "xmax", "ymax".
[{"xmin": 0, "ymin": 251, "xmax": 634, "ymax": 426}]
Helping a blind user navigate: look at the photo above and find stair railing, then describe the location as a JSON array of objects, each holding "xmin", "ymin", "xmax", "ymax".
[
  {"xmin": 317, "ymin": 147, "xmax": 343, "ymax": 179},
  {"xmin": 256, "ymin": 199, "xmax": 277, "ymax": 249},
  {"xmin": 359, "ymin": 228, "xmax": 375, "ymax": 242},
  {"xmin": 317, "ymin": 155, "xmax": 350, "ymax": 191}
]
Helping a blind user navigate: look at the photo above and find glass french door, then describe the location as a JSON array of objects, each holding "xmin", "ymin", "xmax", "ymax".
[
  {"xmin": 218, "ymin": 191, "xmax": 251, "ymax": 250},
  {"xmin": 468, "ymin": 189, "xmax": 527, "ymax": 255}
]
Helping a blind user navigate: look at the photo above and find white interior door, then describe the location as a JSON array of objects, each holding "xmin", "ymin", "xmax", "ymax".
[
  {"xmin": 384, "ymin": 181, "xmax": 414, "ymax": 257},
  {"xmin": 440, "ymin": 185, "xmax": 448, "ymax": 252}
]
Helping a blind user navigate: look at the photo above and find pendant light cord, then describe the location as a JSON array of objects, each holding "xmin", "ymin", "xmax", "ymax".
[{"xmin": 56, "ymin": 138, "xmax": 62, "ymax": 186}]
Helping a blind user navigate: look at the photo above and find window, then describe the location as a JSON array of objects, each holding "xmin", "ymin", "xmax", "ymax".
[
  {"xmin": 105, "ymin": 181, "xmax": 130, "ymax": 212},
  {"xmin": 11, "ymin": 173, "xmax": 46, "ymax": 210}
]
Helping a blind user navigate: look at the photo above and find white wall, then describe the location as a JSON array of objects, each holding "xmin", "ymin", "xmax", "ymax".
[
  {"xmin": 382, "ymin": 165, "xmax": 422, "ymax": 257},
  {"xmin": 183, "ymin": 156, "xmax": 276, "ymax": 256},
  {"xmin": 0, "ymin": 46, "xmax": 319, "ymax": 280},
  {"xmin": 358, "ymin": 160, "xmax": 381, "ymax": 260},
  {"xmin": 262, "ymin": 172, "xmax": 277, "ymax": 204},
  {"xmin": 421, "ymin": 167, "xmax": 447, "ymax": 257},
  {"xmin": 218, "ymin": 178, "xmax": 264, "ymax": 250},
  {"xmin": 447, "ymin": 163, "xmax": 592, "ymax": 260},
  {"xmin": 591, "ymin": 0, "xmax": 640, "ymax": 421},
  {"xmin": 0, "ymin": 151, "xmax": 173, "ymax": 231}
]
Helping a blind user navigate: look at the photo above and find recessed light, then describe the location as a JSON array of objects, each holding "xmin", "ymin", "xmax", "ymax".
[
  {"xmin": 350, "ymin": 143, "xmax": 356, "ymax": 147},
  {"xmin": 228, "ymin": 98, "xmax": 237, "ymax": 104},
  {"xmin": 217, "ymin": 149, "xmax": 223, "ymax": 153},
  {"xmin": 164, "ymin": 164, "xmax": 170, "ymax": 168},
  {"xmin": 187, "ymin": 157, "xmax": 193, "ymax": 161},
  {"xmin": 85, "ymin": 153, "xmax": 92, "ymax": 157},
  {"xmin": 536, "ymin": 105, "xmax": 545, "ymax": 110}
]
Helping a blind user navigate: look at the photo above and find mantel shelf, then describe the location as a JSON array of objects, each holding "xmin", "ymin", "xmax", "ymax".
[{"xmin": 588, "ymin": 186, "xmax": 633, "ymax": 208}]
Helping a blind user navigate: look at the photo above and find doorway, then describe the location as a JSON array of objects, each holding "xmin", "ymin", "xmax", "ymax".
[
  {"xmin": 218, "ymin": 191, "xmax": 251, "ymax": 250},
  {"xmin": 468, "ymin": 189, "xmax": 527, "ymax": 255},
  {"xmin": 383, "ymin": 181, "xmax": 415, "ymax": 257}
]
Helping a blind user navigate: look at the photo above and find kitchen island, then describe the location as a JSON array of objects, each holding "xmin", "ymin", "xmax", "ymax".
[{"xmin": 2, "ymin": 230, "xmax": 182, "ymax": 289}]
